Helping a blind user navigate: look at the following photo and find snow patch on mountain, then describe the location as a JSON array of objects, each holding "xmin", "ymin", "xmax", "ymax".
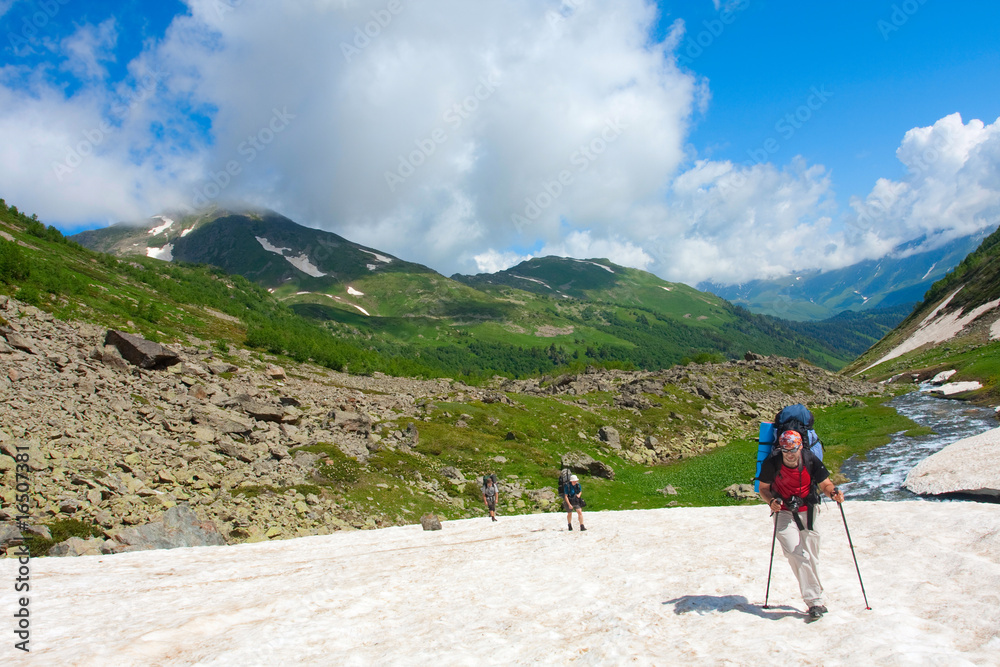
[
  {"xmin": 571, "ymin": 258, "xmax": 615, "ymax": 273},
  {"xmin": 360, "ymin": 249, "xmax": 393, "ymax": 263},
  {"xmin": 512, "ymin": 274, "xmax": 551, "ymax": 289},
  {"xmin": 255, "ymin": 236, "xmax": 326, "ymax": 277},
  {"xmin": 255, "ymin": 236, "xmax": 290, "ymax": 255},
  {"xmin": 146, "ymin": 243, "xmax": 174, "ymax": 261},
  {"xmin": 148, "ymin": 216, "xmax": 174, "ymax": 236},
  {"xmin": 347, "ymin": 286, "xmax": 364, "ymax": 296},
  {"xmin": 862, "ymin": 288, "xmax": 1000, "ymax": 372}
]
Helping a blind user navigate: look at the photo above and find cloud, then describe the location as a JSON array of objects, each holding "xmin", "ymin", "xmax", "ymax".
[
  {"xmin": 844, "ymin": 113, "xmax": 1000, "ymax": 257},
  {"xmin": 473, "ymin": 249, "xmax": 533, "ymax": 274},
  {"xmin": 60, "ymin": 19, "xmax": 118, "ymax": 80},
  {"xmin": 1, "ymin": 2, "xmax": 999, "ymax": 290}
]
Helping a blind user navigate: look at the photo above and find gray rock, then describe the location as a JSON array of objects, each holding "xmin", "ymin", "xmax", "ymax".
[
  {"xmin": 4, "ymin": 333, "xmax": 35, "ymax": 354},
  {"xmin": 242, "ymin": 400, "xmax": 285, "ymax": 422},
  {"xmin": 0, "ymin": 523, "xmax": 23, "ymax": 547},
  {"xmin": 328, "ymin": 410, "xmax": 371, "ymax": 433},
  {"xmin": 660, "ymin": 485, "xmax": 678, "ymax": 496},
  {"xmin": 420, "ymin": 514, "xmax": 442, "ymax": 531},
  {"xmin": 440, "ymin": 466, "xmax": 466, "ymax": 483},
  {"xmin": 561, "ymin": 451, "xmax": 615, "ymax": 480},
  {"xmin": 724, "ymin": 483, "xmax": 758, "ymax": 501},
  {"xmin": 110, "ymin": 504, "xmax": 226, "ymax": 552},
  {"xmin": 104, "ymin": 330, "xmax": 180, "ymax": 369},
  {"xmin": 598, "ymin": 426, "xmax": 621, "ymax": 449},
  {"xmin": 49, "ymin": 536, "xmax": 104, "ymax": 557},
  {"xmin": 192, "ymin": 406, "xmax": 253, "ymax": 435}
]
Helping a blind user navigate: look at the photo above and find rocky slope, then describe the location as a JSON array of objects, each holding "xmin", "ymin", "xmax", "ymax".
[{"xmin": 0, "ymin": 294, "xmax": 884, "ymax": 556}]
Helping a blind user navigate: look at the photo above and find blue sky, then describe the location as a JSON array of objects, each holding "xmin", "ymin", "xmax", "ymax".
[
  {"xmin": 667, "ymin": 1, "xmax": 1000, "ymax": 212},
  {"xmin": 1, "ymin": 0, "xmax": 999, "ymax": 284}
]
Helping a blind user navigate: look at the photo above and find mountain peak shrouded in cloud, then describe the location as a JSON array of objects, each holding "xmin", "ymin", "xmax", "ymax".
[{"xmin": 1, "ymin": 1, "xmax": 999, "ymax": 287}]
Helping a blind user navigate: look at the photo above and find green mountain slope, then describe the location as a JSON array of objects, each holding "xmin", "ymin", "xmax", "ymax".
[
  {"xmin": 700, "ymin": 229, "xmax": 995, "ymax": 321},
  {"xmin": 67, "ymin": 206, "xmax": 862, "ymax": 373},
  {"xmin": 845, "ymin": 225, "xmax": 1000, "ymax": 403}
]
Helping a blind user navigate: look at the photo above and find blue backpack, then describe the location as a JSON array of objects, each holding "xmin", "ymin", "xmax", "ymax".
[{"xmin": 754, "ymin": 404, "xmax": 823, "ymax": 492}]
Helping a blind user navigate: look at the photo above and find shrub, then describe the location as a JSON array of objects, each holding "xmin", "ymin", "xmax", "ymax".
[{"xmin": 0, "ymin": 239, "xmax": 29, "ymax": 284}]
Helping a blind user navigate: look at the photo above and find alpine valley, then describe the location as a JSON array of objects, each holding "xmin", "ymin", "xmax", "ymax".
[
  {"xmin": 1, "ymin": 199, "xmax": 998, "ymax": 561},
  {"xmin": 70, "ymin": 207, "xmax": 904, "ymax": 373}
]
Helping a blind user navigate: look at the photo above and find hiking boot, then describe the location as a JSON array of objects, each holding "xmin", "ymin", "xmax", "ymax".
[
  {"xmin": 580, "ymin": 525, "xmax": 587, "ymax": 531},
  {"xmin": 807, "ymin": 606, "xmax": 825, "ymax": 619},
  {"xmin": 568, "ymin": 524, "xmax": 573, "ymax": 531}
]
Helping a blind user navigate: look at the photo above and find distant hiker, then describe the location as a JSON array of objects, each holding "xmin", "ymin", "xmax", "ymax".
[
  {"xmin": 563, "ymin": 474, "xmax": 587, "ymax": 531},
  {"xmin": 758, "ymin": 430, "xmax": 844, "ymax": 620},
  {"xmin": 483, "ymin": 475, "xmax": 499, "ymax": 522}
]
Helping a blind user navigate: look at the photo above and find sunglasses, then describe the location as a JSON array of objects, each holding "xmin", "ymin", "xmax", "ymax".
[{"xmin": 780, "ymin": 444, "xmax": 802, "ymax": 453}]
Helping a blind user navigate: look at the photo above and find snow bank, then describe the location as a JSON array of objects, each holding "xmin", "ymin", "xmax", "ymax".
[
  {"xmin": 145, "ymin": 243, "xmax": 173, "ymax": 261},
  {"xmin": 3, "ymin": 502, "xmax": 999, "ymax": 665},
  {"xmin": 905, "ymin": 427, "xmax": 1000, "ymax": 497},
  {"xmin": 926, "ymin": 381, "xmax": 983, "ymax": 396}
]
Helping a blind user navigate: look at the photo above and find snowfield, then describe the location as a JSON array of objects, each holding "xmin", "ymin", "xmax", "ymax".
[{"xmin": 3, "ymin": 501, "xmax": 999, "ymax": 665}]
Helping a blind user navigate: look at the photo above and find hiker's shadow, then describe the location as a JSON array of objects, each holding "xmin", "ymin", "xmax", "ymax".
[{"xmin": 663, "ymin": 595, "xmax": 801, "ymax": 620}]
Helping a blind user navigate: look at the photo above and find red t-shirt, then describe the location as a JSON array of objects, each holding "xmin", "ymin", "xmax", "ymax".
[{"xmin": 759, "ymin": 451, "xmax": 829, "ymax": 512}]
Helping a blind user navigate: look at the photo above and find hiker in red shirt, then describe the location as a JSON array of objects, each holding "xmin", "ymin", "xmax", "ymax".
[{"xmin": 758, "ymin": 430, "xmax": 844, "ymax": 620}]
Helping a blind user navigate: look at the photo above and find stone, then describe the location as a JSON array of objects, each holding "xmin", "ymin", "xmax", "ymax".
[
  {"xmin": 110, "ymin": 504, "xmax": 226, "ymax": 552},
  {"xmin": 266, "ymin": 364, "xmax": 286, "ymax": 380},
  {"xmin": 440, "ymin": 466, "xmax": 466, "ymax": 483},
  {"xmin": 4, "ymin": 333, "xmax": 35, "ymax": 354},
  {"xmin": 0, "ymin": 523, "xmax": 23, "ymax": 547},
  {"xmin": 243, "ymin": 400, "xmax": 285, "ymax": 423},
  {"xmin": 723, "ymin": 483, "xmax": 757, "ymax": 501},
  {"xmin": 598, "ymin": 426, "xmax": 621, "ymax": 449},
  {"xmin": 560, "ymin": 451, "xmax": 615, "ymax": 480},
  {"xmin": 104, "ymin": 330, "xmax": 180, "ymax": 369},
  {"xmin": 420, "ymin": 514, "xmax": 442, "ymax": 531},
  {"xmin": 49, "ymin": 536, "xmax": 104, "ymax": 557},
  {"xmin": 660, "ymin": 485, "xmax": 678, "ymax": 496}
]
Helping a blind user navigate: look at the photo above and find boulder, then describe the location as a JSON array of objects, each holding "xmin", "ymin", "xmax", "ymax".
[
  {"xmin": 110, "ymin": 503, "xmax": 226, "ymax": 552},
  {"xmin": 242, "ymin": 400, "xmax": 285, "ymax": 423},
  {"xmin": 328, "ymin": 410, "xmax": 372, "ymax": 433},
  {"xmin": 104, "ymin": 330, "xmax": 180, "ymax": 369},
  {"xmin": 0, "ymin": 523, "xmax": 23, "ymax": 547},
  {"xmin": 560, "ymin": 451, "xmax": 615, "ymax": 480},
  {"xmin": 420, "ymin": 514, "xmax": 442, "ymax": 531},
  {"xmin": 440, "ymin": 466, "xmax": 466, "ymax": 483},
  {"xmin": 49, "ymin": 536, "xmax": 104, "ymax": 557},
  {"xmin": 724, "ymin": 484, "xmax": 758, "ymax": 501},
  {"xmin": 4, "ymin": 333, "xmax": 35, "ymax": 354},
  {"xmin": 598, "ymin": 426, "xmax": 620, "ymax": 449},
  {"xmin": 191, "ymin": 406, "xmax": 253, "ymax": 435}
]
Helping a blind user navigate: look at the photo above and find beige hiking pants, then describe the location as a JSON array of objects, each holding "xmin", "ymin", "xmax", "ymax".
[{"xmin": 775, "ymin": 509, "xmax": 824, "ymax": 607}]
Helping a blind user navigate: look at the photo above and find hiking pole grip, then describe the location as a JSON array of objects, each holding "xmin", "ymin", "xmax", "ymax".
[
  {"xmin": 838, "ymin": 502, "xmax": 871, "ymax": 610},
  {"xmin": 763, "ymin": 511, "xmax": 778, "ymax": 609}
]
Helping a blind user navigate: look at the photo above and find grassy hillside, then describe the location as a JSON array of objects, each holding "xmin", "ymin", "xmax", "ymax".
[
  {"xmin": 844, "ymin": 224, "xmax": 1000, "ymax": 404},
  {"xmin": 72, "ymin": 210, "xmax": 862, "ymax": 372}
]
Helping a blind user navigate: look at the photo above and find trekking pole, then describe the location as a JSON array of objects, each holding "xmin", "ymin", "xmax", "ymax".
[
  {"xmin": 837, "ymin": 500, "xmax": 871, "ymax": 610},
  {"xmin": 763, "ymin": 511, "xmax": 778, "ymax": 609}
]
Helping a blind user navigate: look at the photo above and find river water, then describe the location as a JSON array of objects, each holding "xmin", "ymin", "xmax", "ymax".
[{"xmin": 838, "ymin": 390, "xmax": 998, "ymax": 501}]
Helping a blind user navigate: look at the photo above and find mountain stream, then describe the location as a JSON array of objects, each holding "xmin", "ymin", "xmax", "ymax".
[{"xmin": 838, "ymin": 390, "xmax": 998, "ymax": 501}]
